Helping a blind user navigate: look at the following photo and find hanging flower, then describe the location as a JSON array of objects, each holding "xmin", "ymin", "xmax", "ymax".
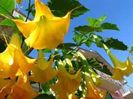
[
  {"xmin": 8, "ymin": 76, "xmax": 37, "ymax": 99},
  {"xmin": 103, "ymin": 44, "xmax": 133, "ymax": 80},
  {"xmin": 0, "ymin": 33, "xmax": 35, "ymax": 78},
  {"xmin": 13, "ymin": 0, "xmax": 71, "ymax": 49},
  {"xmin": 52, "ymin": 61, "xmax": 81, "ymax": 99},
  {"xmin": 85, "ymin": 77, "xmax": 106, "ymax": 99},
  {"xmin": 30, "ymin": 50, "xmax": 57, "ymax": 83},
  {"xmin": 0, "ymin": 78, "xmax": 15, "ymax": 98}
]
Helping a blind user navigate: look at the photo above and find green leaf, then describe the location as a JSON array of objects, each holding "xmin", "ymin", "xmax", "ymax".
[
  {"xmin": 0, "ymin": 18, "xmax": 20, "ymax": 33},
  {"xmin": 87, "ymin": 58, "xmax": 112, "ymax": 76},
  {"xmin": 129, "ymin": 45, "xmax": 133, "ymax": 54},
  {"xmin": 73, "ymin": 32, "xmax": 83, "ymax": 45},
  {"xmin": 75, "ymin": 25, "xmax": 102, "ymax": 33},
  {"xmin": 104, "ymin": 38, "xmax": 128, "ymax": 50},
  {"xmin": 47, "ymin": 0, "xmax": 89, "ymax": 18},
  {"xmin": 41, "ymin": 83, "xmax": 50, "ymax": 93},
  {"xmin": 91, "ymin": 34, "xmax": 104, "ymax": 47},
  {"xmin": 35, "ymin": 94, "xmax": 55, "ymax": 99},
  {"xmin": 42, "ymin": 49, "xmax": 52, "ymax": 53},
  {"xmin": 0, "ymin": 19, "xmax": 16, "ymax": 27},
  {"xmin": 0, "ymin": 0, "xmax": 15, "ymax": 16},
  {"xmin": 101, "ymin": 22, "xmax": 119, "ymax": 31},
  {"xmin": 85, "ymin": 38, "xmax": 92, "ymax": 47},
  {"xmin": 58, "ymin": 43, "xmax": 77, "ymax": 49},
  {"xmin": 87, "ymin": 16, "xmax": 106, "ymax": 27}
]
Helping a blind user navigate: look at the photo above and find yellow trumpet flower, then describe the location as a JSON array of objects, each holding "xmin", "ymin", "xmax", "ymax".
[
  {"xmin": 30, "ymin": 50, "xmax": 57, "ymax": 83},
  {"xmin": 85, "ymin": 77, "xmax": 106, "ymax": 99},
  {"xmin": 13, "ymin": 0, "xmax": 71, "ymax": 49},
  {"xmin": 8, "ymin": 76, "xmax": 37, "ymax": 99},
  {"xmin": 0, "ymin": 33, "xmax": 35, "ymax": 78},
  {"xmin": 52, "ymin": 62, "xmax": 81, "ymax": 99},
  {"xmin": 103, "ymin": 44, "xmax": 133, "ymax": 80},
  {"xmin": 0, "ymin": 78, "xmax": 15, "ymax": 98}
]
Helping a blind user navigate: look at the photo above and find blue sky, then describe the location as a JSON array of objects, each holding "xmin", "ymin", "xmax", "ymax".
[{"xmin": 19, "ymin": 0, "xmax": 133, "ymax": 89}]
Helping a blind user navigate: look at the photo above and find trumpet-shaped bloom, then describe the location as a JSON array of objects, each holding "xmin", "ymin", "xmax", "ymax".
[
  {"xmin": 13, "ymin": 0, "xmax": 71, "ymax": 49},
  {"xmin": 0, "ymin": 34, "xmax": 35, "ymax": 78},
  {"xmin": 52, "ymin": 63, "xmax": 81, "ymax": 99},
  {"xmin": 30, "ymin": 50, "xmax": 57, "ymax": 83},
  {"xmin": 85, "ymin": 77, "xmax": 106, "ymax": 99},
  {"xmin": 103, "ymin": 44, "xmax": 133, "ymax": 80},
  {"xmin": 0, "ymin": 78, "xmax": 16, "ymax": 98},
  {"xmin": 8, "ymin": 76, "xmax": 37, "ymax": 99}
]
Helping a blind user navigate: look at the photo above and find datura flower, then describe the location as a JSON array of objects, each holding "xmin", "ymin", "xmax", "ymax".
[
  {"xmin": 30, "ymin": 50, "xmax": 57, "ymax": 83},
  {"xmin": 0, "ymin": 78, "xmax": 15, "ymax": 98},
  {"xmin": 13, "ymin": 0, "xmax": 71, "ymax": 49},
  {"xmin": 8, "ymin": 76, "xmax": 37, "ymax": 99},
  {"xmin": 0, "ymin": 33, "xmax": 35, "ymax": 78},
  {"xmin": 52, "ymin": 62, "xmax": 81, "ymax": 99},
  {"xmin": 103, "ymin": 44, "xmax": 133, "ymax": 80},
  {"xmin": 85, "ymin": 77, "xmax": 106, "ymax": 99}
]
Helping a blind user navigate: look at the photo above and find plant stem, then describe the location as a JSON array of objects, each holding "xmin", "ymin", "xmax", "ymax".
[{"xmin": 25, "ymin": 0, "xmax": 31, "ymax": 21}]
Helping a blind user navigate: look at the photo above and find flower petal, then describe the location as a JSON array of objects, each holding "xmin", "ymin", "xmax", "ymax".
[
  {"xmin": 13, "ymin": 20, "xmax": 36, "ymax": 38},
  {"xmin": 30, "ymin": 51, "xmax": 57, "ymax": 83},
  {"xmin": 8, "ymin": 76, "xmax": 37, "ymax": 99},
  {"xmin": 25, "ymin": 11, "xmax": 71, "ymax": 49},
  {"xmin": 35, "ymin": 0, "xmax": 54, "ymax": 21},
  {"xmin": 103, "ymin": 44, "xmax": 133, "ymax": 80}
]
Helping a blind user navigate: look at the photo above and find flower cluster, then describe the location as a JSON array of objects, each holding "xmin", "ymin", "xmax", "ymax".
[{"xmin": 0, "ymin": 0, "xmax": 133, "ymax": 99}]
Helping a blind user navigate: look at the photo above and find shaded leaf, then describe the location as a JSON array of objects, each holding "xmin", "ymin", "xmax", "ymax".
[
  {"xmin": 101, "ymin": 22, "xmax": 119, "ymax": 31},
  {"xmin": 47, "ymin": 0, "xmax": 89, "ymax": 18},
  {"xmin": 0, "ymin": 39, "xmax": 6, "ymax": 52},
  {"xmin": 104, "ymin": 38, "xmax": 127, "ymax": 50},
  {"xmin": 75, "ymin": 25, "xmax": 102, "ymax": 33},
  {"xmin": 58, "ymin": 43, "xmax": 77, "ymax": 49},
  {"xmin": 87, "ymin": 58, "xmax": 112, "ymax": 76},
  {"xmin": 73, "ymin": 32, "xmax": 83, "ymax": 45}
]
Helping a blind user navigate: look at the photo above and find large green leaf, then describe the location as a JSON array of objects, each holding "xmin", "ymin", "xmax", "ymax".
[
  {"xmin": 47, "ymin": 0, "xmax": 89, "ymax": 18},
  {"xmin": 101, "ymin": 22, "xmax": 119, "ymax": 31},
  {"xmin": 0, "ymin": 0, "xmax": 16, "ymax": 16},
  {"xmin": 104, "ymin": 38, "xmax": 128, "ymax": 50}
]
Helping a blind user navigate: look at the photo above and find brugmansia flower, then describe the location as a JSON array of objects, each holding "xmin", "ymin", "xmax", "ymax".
[
  {"xmin": 0, "ymin": 78, "xmax": 15, "ymax": 98},
  {"xmin": 0, "ymin": 33, "xmax": 35, "ymax": 78},
  {"xmin": 30, "ymin": 50, "xmax": 57, "ymax": 83},
  {"xmin": 85, "ymin": 77, "xmax": 106, "ymax": 99},
  {"xmin": 52, "ymin": 61, "xmax": 81, "ymax": 99},
  {"xmin": 8, "ymin": 76, "xmax": 37, "ymax": 99},
  {"xmin": 103, "ymin": 44, "xmax": 133, "ymax": 80},
  {"xmin": 13, "ymin": 0, "xmax": 71, "ymax": 49}
]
